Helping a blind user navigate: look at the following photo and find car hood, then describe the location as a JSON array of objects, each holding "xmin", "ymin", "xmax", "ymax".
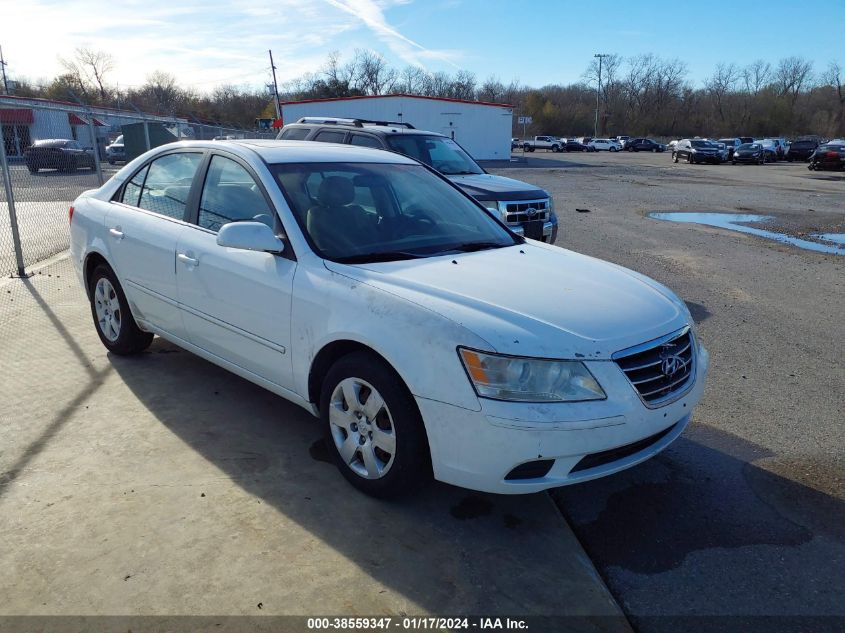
[
  {"xmin": 447, "ymin": 173, "xmax": 548, "ymax": 201},
  {"xmin": 325, "ymin": 243, "xmax": 689, "ymax": 359}
]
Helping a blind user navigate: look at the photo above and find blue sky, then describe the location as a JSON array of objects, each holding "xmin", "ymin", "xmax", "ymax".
[{"xmin": 1, "ymin": 0, "xmax": 842, "ymax": 92}]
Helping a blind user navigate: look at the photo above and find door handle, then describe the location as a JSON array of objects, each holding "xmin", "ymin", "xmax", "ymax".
[
  {"xmin": 177, "ymin": 253, "xmax": 199, "ymax": 267},
  {"xmin": 109, "ymin": 227, "xmax": 124, "ymax": 240}
]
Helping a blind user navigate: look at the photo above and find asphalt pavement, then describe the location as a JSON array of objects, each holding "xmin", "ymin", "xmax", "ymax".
[{"xmin": 487, "ymin": 151, "xmax": 844, "ymax": 632}]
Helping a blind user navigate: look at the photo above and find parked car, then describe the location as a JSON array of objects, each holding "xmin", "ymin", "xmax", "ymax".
[
  {"xmin": 739, "ymin": 136, "xmax": 754, "ymax": 144},
  {"xmin": 757, "ymin": 139, "xmax": 780, "ymax": 161},
  {"xmin": 711, "ymin": 141, "xmax": 730, "ymax": 162},
  {"xmin": 666, "ymin": 140, "xmax": 679, "ymax": 153},
  {"xmin": 786, "ymin": 139, "xmax": 818, "ymax": 162},
  {"xmin": 615, "ymin": 135, "xmax": 631, "ymax": 149},
  {"xmin": 808, "ymin": 143, "xmax": 845, "ymax": 170},
  {"xmin": 69, "ymin": 140, "xmax": 708, "ymax": 498},
  {"xmin": 576, "ymin": 136, "xmax": 593, "ymax": 145},
  {"xmin": 587, "ymin": 138, "xmax": 622, "ymax": 152},
  {"xmin": 717, "ymin": 138, "xmax": 742, "ymax": 160},
  {"xmin": 24, "ymin": 139, "xmax": 96, "ymax": 173},
  {"xmin": 511, "ymin": 138, "xmax": 521, "ymax": 150},
  {"xmin": 563, "ymin": 139, "xmax": 587, "ymax": 152},
  {"xmin": 761, "ymin": 138, "xmax": 787, "ymax": 160},
  {"xmin": 672, "ymin": 139, "xmax": 722, "ymax": 164},
  {"xmin": 278, "ymin": 117, "xmax": 558, "ymax": 243},
  {"xmin": 624, "ymin": 138, "xmax": 666, "ymax": 152},
  {"xmin": 522, "ymin": 136, "xmax": 564, "ymax": 152},
  {"xmin": 732, "ymin": 143, "xmax": 767, "ymax": 165},
  {"xmin": 105, "ymin": 135, "xmax": 126, "ymax": 164}
]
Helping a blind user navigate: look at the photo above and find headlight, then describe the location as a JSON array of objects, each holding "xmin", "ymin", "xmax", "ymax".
[
  {"xmin": 476, "ymin": 199, "xmax": 501, "ymax": 214},
  {"xmin": 691, "ymin": 149, "xmax": 699, "ymax": 153},
  {"xmin": 458, "ymin": 348, "xmax": 606, "ymax": 402}
]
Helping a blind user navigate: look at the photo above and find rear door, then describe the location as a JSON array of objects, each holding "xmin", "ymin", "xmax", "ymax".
[
  {"xmin": 175, "ymin": 152, "xmax": 296, "ymax": 390},
  {"xmin": 105, "ymin": 150, "xmax": 204, "ymax": 340}
]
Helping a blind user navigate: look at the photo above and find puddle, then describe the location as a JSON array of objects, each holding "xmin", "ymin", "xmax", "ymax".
[
  {"xmin": 649, "ymin": 212, "xmax": 845, "ymax": 255},
  {"xmin": 814, "ymin": 233, "xmax": 845, "ymax": 246}
]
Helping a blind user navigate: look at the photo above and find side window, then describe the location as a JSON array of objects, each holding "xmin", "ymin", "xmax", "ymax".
[
  {"xmin": 349, "ymin": 134, "xmax": 382, "ymax": 149},
  {"xmin": 138, "ymin": 152, "xmax": 202, "ymax": 220},
  {"xmin": 198, "ymin": 155, "xmax": 273, "ymax": 232},
  {"xmin": 280, "ymin": 127, "xmax": 311, "ymax": 140},
  {"xmin": 314, "ymin": 130, "xmax": 346, "ymax": 143},
  {"xmin": 121, "ymin": 164, "xmax": 150, "ymax": 207}
]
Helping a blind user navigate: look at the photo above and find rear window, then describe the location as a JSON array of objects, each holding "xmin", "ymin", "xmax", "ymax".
[
  {"xmin": 32, "ymin": 139, "xmax": 69, "ymax": 148},
  {"xmin": 791, "ymin": 141, "xmax": 816, "ymax": 149},
  {"xmin": 280, "ymin": 127, "xmax": 311, "ymax": 141}
]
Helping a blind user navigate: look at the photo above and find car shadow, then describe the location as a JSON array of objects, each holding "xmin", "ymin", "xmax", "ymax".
[
  {"xmin": 107, "ymin": 338, "xmax": 623, "ymax": 620},
  {"xmin": 553, "ymin": 423, "xmax": 845, "ymax": 631}
]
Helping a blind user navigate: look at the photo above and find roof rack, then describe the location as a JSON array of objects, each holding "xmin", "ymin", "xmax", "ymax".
[
  {"xmin": 295, "ymin": 116, "xmax": 415, "ymax": 130},
  {"xmin": 296, "ymin": 117, "xmax": 363, "ymax": 126}
]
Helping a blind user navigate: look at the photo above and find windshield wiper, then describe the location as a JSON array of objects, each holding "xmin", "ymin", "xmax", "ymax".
[
  {"xmin": 437, "ymin": 241, "xmax": 507, "ymax": 254},
  {"xmin": 444, "ymin": 170, "xmax": 481, "ymax": 175},
  {"xmin": 334, "ymin": 251, "xmax": 426, "ymax": 264}
]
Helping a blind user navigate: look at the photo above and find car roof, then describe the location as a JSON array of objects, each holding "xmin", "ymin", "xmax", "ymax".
[{"xmin": 157, "ymin": 139, "xmax": 420, "ymax": 165}]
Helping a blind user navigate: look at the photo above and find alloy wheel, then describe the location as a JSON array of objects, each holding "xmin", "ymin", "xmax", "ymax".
[
  {"xmin": 329, "ymin": 377, "xmax": 396, "ymax": 479},
  {"xmin": 94, "ymin": 277, "xmax": 122, "ymax": 342}
]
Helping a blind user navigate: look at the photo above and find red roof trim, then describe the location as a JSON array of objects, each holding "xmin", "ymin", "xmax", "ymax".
[
  {"xmin": 0, "ymin": 108, "xmax": 34, "ymax": 124},
  {"xmin": 280, "ymin": 93, "xmax": 514, "ymax": 108},
  {"xmin": 68, "ymin": 112, "xmax": 87, "ymax": 125}
]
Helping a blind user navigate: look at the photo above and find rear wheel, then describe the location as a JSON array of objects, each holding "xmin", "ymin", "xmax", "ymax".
[
  {"xmin": 321, "ymin": 352, "xmax": 430, "ymax": 498},
  {"xmin": 89, "ymin": 264, "xmax": 153, "ymax": 355}
]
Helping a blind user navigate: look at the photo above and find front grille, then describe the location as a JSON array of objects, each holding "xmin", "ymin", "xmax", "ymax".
[
  {"xmin": 570, "ymin": 423, "xmax": 677, "ymax": 473},
  {"xmin": 613, "ymin": 327, "xmax": 695, "ymax": 406},
  {"xmin": 505, "ymin": 199, "xmax": 548, "ymax": 223}
]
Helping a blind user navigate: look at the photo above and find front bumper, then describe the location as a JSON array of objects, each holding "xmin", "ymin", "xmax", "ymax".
[
  {"xmin": 692, "ymin": 153, "xmax": 721, "ymax": 164},
  {"xmin": 417, "ymin": 344, "xmax": 709, "ymax": 494}
]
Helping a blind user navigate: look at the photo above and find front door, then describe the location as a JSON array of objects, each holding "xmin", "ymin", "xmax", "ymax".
[{"xmin": 175, "ymin": 154, "xmax": 296, "ymax": 390}]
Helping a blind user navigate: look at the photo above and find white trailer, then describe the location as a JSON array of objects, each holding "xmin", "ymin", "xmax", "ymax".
[{"xmin": 280, "ymin": 94, "xmax": 514, "ymax": 160}]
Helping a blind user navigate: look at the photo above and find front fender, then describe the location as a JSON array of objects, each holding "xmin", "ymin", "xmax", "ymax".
[{"xmin": 291, "ymin": 262, "xmax": 487, "ymax": 412}]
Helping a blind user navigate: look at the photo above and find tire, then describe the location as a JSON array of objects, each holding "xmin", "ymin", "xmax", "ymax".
[
  {"xmin": 27, "ymin": 164, "xmax": 38, "ymax": 174},
  {"xmin": 673, "ymin": 153, "xmax": 679, "ymax": 163},
  {"xmin": 529, "ymin": 147, "xmax": 535, "ymax": 152},
  {"xmin": 89, "ymin": 264, "xmax": 154, "ymax": 355},
  {"xmin": 687, "ymin": 153, "xmax": 694, "ymax": 164},
  {"xmin": 552, "ymin": 145, "xmax": 560, "ymax": 153},
  {"xmin": 609, "ymin": 146, "xmax": 618, "ymax": 152},
  {"xmin": 732, "ymin": 160, "xmax": 737, "ymax": 165},
  {"xmin": 320, "ymin": 351, "xmax": 431, "ymax": 498}
]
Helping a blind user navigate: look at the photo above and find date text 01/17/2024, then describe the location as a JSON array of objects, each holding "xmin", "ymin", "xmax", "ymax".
[{"xmin": 306, "ymin": 617, "xmax": 529, "ymax": 630}]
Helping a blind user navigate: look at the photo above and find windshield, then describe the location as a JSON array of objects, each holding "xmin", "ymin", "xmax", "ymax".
[
  {"xmin": 738, "ymin": 143, "xmax": 760, "ymax": 150},
  {"xmin": 385, "ymin": 135, "xmax": 483, "ymax": 175},
  {"xmin": 272, "ymin": 162, "xmax": 517, "ymax": 262},
  {"xmin": 690, "ymin": 140, "xmax": 709, "ymax": 148}
]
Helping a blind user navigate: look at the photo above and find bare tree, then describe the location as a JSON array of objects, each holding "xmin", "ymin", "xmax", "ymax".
[
  {"xmin": 742, "ymin": 60, "xmax": 772, "ymax": 95},
  {"xmin": 59, "ymin": 47, "xmax": 114, "ymax": 102},
  {"xmin": 706, "ymin": 62, "xmax": 739, "ymax": 121},
  {"xmin": 774, "ymin": 56, "xmax": 814, "ymax": 104},
  {"xmin": 354, "ymin": 50, "xmax": 397, "ymax": 95}
]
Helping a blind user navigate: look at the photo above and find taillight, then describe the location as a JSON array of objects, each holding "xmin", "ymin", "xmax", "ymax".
[
  {"xmin": 826, "ymin": 151, "xmax": 838, "ymax": 157},
  {"xmin": 69, "ymin": 206, "xmax": 75, "ymax": 224}
]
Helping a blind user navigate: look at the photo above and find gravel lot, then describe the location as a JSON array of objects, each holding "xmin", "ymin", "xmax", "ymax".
[{"xmin": 487, "ymin": 151, "xmax": 844, "ymax": 632}]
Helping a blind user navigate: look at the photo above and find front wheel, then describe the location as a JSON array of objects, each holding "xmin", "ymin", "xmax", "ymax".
[
  {"xmin": 609, "ymin": 146, "xmax": 617, "ymax": 152},
  {"xmin": 673, "ymin": 153, "xmax": 679, "ymax": 163},
  {"xmin": 321, "ymin": 352, "xmax": 431, "ymax": 498},
  {"xmin": 89, "ymin": 264, "xmax": 153, "ymax": 355}
]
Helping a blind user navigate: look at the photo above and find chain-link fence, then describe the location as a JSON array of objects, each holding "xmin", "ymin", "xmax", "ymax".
[{"xmin": 1, "ymin": 97, "xmax": 275, "ymax": 277}]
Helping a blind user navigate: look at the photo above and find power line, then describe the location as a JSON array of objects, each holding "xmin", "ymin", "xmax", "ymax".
[{"xmin": 1, "ymin": 45, "xmax": 9, "ymax": 95}]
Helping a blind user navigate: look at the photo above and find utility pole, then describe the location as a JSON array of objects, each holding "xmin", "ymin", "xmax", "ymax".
[
  {"xmin": 268, "ymin": 50, "xmax": 282, "ymax": 120},
  {"xmin": 593, "ymin": 53, "xmax": 609, "ymax": 138},
  {"xmin": 1, "ymin": 45, "xmax": 9, "ymax": 95}
]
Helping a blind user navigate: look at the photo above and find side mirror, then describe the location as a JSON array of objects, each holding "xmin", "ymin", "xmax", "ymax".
[{"xmin": 216, "ymin": 221, "xmax": 285, "ymax": 254}]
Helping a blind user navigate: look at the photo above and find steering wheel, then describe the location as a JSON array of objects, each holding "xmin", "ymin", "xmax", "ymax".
[{"xmin": 403, "ymin": 205, "xmax": 437, "ymax": 227}]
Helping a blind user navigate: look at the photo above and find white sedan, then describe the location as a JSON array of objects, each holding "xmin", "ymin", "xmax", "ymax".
[{"xmin": 70, "ymin": 140, "xmax": 708, "ymax": 497}]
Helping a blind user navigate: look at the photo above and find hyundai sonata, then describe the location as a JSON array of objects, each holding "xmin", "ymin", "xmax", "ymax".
[{"xmin": 70, "ymin": 140, "xmax": 709, "ymax": 497}]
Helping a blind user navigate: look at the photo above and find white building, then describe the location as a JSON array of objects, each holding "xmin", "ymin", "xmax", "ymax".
[{"xmin": 280, "ymin": 94, "xmax": 514, "ymax": 160}]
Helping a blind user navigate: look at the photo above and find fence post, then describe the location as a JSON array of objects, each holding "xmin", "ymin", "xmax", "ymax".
[
  {"xmin": 85, "ymin": 112, "xmax": 104, "ymax": 186},
  {"xmin": 0, "ymin": 136, "xmax": 26, "ymax": 277}
]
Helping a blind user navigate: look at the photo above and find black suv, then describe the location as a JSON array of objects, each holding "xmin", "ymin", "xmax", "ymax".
[
  {"xmin": 672, "ymin": 139, "xmax": 722, "ymax": 164},
  {"xmin": 786, "ymin": 140, "xmax": 819, "ymax": 162},
  {"xmin": 277, "ymin": 117, "xmax": 558, "ymax": 243}
]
